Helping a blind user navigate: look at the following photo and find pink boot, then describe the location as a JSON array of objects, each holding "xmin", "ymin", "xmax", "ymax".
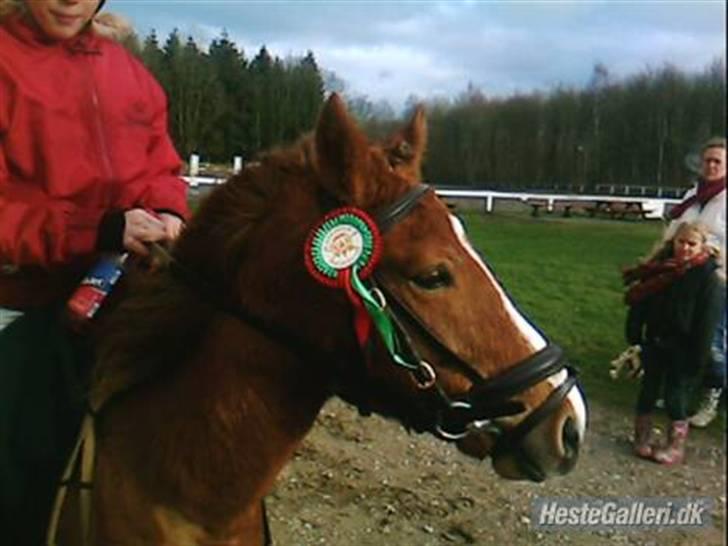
[
  {"xmin": 633, "ymin": 415, "xmax": 654, "ymax": 459},
  {"xmin": 652, "ymin": 420, "xmax": 689, "ymax": 465}
]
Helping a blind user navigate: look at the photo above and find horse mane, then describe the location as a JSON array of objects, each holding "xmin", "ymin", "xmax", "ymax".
[
  {"xmin": 91, "ymin": 94, "xmax": 426, "ymax": 412},
  {"xmin": 91, "ymin": 135, "xmax": 319, "ymax": 411}
]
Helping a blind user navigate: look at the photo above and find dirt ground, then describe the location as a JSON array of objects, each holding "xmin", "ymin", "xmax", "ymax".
[{"xmin": 266, "ymin": 398, "xmax": 726, "ymax": 546}]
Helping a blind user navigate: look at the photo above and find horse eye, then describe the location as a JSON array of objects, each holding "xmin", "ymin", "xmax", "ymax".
[{"xmin": 412, "ymin": 266, "xmax": 453, "ymax": 290}]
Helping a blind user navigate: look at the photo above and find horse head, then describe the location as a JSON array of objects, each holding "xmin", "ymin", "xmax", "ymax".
[{"xmin": 295, "ymin": 94, "xmax": 587, "ymax": 481}]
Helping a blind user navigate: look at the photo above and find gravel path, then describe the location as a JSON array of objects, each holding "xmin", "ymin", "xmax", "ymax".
[{"xmin": 266, "ymin": 398, "xmax": 726, "ymax": 545}]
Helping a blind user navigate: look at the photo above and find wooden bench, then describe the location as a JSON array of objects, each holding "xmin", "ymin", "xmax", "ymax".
[
  {"xmin": 555, "ymin": 201, "xmax": 585, "ymax": 218},
  {"xmin": 529, "ymin": 200, "xmax": 584, "ymax": 218},
  {"xmin": 615, "ymin": 204, "xmax": 649, "ymax": 220},
  {"xmin": 529, "ymin": 200, "xmax": 549, "ymax": 217},
  {"xmin": 585, "ymin": 201, "xmax": 648, "ymax": 220}
]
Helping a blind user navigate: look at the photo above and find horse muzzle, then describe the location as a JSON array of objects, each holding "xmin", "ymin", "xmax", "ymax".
[{"xmin": 455, "ymin": 365, "xmax": 586, "ymax": 482}]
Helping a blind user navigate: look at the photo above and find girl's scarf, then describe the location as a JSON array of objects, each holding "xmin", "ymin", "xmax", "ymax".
[
  {"xmin": 623, "ymin": 252, "xmax": 711, "ymax": 305},
  {"xmin": 669, "ymin": 177, "xmax": 725, "ymax": 219}
]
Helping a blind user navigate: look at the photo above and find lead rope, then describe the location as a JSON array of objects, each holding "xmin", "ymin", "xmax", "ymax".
[{"xmin": 46, "ymin": 412, "xmax": 96, "ymax": 546}]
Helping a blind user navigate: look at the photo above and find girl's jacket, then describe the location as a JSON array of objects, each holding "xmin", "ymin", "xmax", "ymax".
[
  {"xmin": 0, "ymin": 14, "xmax": 188, "ymax": 308},
  {"xmin": 626, "ymin": 256, "xmax": 724, "ymax": 372}
]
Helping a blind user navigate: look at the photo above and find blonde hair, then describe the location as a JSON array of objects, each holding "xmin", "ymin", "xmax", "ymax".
[
  {"xmin": 0, "ymin": 0, "xmax": 132, "ymax": 42},
  {"xmin": 646, "ymin": 221, "xmax": 717, "ymax": 262}
]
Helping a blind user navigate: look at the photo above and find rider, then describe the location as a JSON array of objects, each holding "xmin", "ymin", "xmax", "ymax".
[{"xmin": 0, "ymin": 0, "xmax": 188, "ymax": 541}]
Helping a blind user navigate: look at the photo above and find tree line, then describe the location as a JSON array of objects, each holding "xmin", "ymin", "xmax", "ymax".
[
  {"xmin": 125, "ymin": 30, "xmax": 725, "ymax": 188},
  {"xmin": 125, "ymin": 29, "xmax": 325, "ymax": 163},
  {"xmin": 411, "ymin": 61, "xmax": 726, "ymax": 189}
]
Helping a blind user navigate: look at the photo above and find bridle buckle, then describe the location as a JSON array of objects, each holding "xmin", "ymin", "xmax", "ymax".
[
  {"xmin": 414, "ymin": 361, "xmax": 437, "ymax": 389},
  {"xmin": 434, "ymin": 400, "xmax": 473, "ymax": 440}
]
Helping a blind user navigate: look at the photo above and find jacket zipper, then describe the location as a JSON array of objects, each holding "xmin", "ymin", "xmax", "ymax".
[{"xmin": 87, "ymin": 56, "xmax": 116, "ymax": 206}]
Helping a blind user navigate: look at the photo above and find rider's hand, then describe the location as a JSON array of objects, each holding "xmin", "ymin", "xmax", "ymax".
[
  {"xmin": 158, "ymin": 212, "xmax": 184, "ymax": 241},
  {"xmin": 123, "ymin": 208, "xmax": 167, "ymax": 256}
]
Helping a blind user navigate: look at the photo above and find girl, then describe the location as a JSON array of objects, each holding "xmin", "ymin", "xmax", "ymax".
[
  {"xmin": 0, "ymin": 1, "xmax": 188, "ymax": 542},
  {"xmin": 624, "ymin": 222, "xmax": 723, "ymax": 464}
]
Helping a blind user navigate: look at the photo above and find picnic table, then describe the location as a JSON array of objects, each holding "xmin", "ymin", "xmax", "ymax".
[
  {"xmin": 584, "ymin": 200, "xmax": 650, "ymax": 220},
  {"xmin": 528, "ymin": 199, "xmax": 584, "ymax": 218},
  {"xmin": 527, "ymin": 198, "xmax": 653, "ymax": 220}
]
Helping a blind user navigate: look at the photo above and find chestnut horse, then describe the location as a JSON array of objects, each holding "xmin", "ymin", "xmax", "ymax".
[{"xmin": 55, "ymin": 94, "xmax": 587, "ymax": 545}]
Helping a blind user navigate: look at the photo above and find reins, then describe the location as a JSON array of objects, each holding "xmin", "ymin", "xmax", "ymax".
[{"xmin": 46, "ymin": 414, "xmax": 96, "ymax": 546}]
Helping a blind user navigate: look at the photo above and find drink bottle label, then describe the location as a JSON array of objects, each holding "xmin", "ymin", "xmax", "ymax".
[{"xmin": 67, "ymin": 255, "xmax": 125, "ymax": 321}]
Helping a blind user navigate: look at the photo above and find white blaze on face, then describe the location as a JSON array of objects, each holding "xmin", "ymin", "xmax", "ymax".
[
  {"xmin": 448, "ymin": 215, "xmax": 587, "ymax": 440},
  {"xmin": 448, "ymin": 215, "xmax": 546, "ymax": 351}
]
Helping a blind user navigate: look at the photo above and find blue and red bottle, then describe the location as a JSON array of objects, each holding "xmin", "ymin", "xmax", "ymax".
[{"xmin": 67, "ymin": 253, "xmax": 128, "ymax": 324}]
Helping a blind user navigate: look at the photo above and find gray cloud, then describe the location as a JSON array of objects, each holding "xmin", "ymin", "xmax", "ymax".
[{"xmin": 113, "ymin": 0, "xmax": 725, "ymax": 109}]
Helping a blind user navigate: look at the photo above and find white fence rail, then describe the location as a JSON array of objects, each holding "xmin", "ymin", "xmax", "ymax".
[
  {"xmin": 436, "ymin": 189, "xmax": 681, "ymax": 219},
  {"xmin": 183, "ymin": 178, "xmax": 680, "ymax": 220}
]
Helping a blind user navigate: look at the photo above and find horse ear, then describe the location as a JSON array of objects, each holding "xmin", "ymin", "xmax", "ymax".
[
  {"xmin": 385, "ymin": 105, "xmax": 427, "ymax": 180},
  {"xmin": 315, "ymin": 93, "xmax": 371, "ymax": 204}
]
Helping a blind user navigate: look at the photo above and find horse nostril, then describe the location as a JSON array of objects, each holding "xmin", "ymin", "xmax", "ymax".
[{"xmin": 561, "ymin": 417, "xmax": 580, "ymax": 464}]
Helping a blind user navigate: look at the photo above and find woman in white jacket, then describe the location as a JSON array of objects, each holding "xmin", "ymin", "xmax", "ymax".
[{"xmin": 665, "ymin": 137, "xmax": 726, "ymax": 427}]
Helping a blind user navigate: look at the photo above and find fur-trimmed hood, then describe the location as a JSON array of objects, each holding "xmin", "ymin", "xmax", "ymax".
[{"xmin": 91, "ymin": 11, "xmax": 133, "ymax": 42}]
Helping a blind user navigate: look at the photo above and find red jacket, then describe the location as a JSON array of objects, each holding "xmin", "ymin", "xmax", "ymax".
[{"xmin": 0, "ymin": 15, "xmax": 188, "ymax": 308}]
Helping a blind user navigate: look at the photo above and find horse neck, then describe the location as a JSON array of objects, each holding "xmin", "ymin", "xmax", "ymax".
[{"xmin": 97, "ymin": 315, "xmax": 331, "ymax": 532}]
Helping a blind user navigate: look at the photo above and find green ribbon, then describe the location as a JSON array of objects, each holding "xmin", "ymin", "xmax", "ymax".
[{"xmin": 349, "ymin": 267, "xmax": 419, "ymax": 371}]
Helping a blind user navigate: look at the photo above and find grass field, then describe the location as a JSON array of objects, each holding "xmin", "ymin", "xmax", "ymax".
[{"xmin": 460, "ymin": 211, "xmax": 666, "ymax": 409}]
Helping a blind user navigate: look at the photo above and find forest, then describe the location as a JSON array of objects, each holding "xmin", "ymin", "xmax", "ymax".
[{"xmin": 125, "ymin": 30, "xmax": 726, "ymax": 189}]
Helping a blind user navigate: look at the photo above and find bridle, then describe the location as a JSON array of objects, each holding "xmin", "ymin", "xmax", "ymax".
[
  {"xmin": 359, "ymin": 183, "xmax": 579, "ymax": 459},
  {"xmin": 166, "ymin": 182, "xmax": 579, "ymax": 465}
]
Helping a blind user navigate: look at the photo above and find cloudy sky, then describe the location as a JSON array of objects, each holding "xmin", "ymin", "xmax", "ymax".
[{"xmin": 111, "ymin": 1, "xmax": 726, "ymax": 110}]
